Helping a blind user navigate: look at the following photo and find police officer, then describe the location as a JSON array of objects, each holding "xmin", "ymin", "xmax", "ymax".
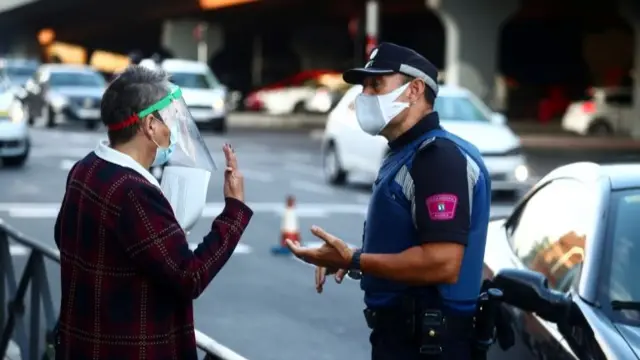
[{"xmin": 287, "ymin": 42, "xmax": 492, "ymax": 360}]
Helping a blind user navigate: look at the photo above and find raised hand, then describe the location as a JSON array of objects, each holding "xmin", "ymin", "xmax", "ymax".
[{"xmin": 222, "ymin": 143, "xmax": 244, "ymax": 202}]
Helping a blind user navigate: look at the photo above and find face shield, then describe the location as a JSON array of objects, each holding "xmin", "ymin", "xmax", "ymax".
[
  {"xmin": 138, "ymin": 84, "xmax": 216, "ymax": 231},
  {"xmin": 139, "ymin": 84, "xmax": 217, "ymax": 172}
]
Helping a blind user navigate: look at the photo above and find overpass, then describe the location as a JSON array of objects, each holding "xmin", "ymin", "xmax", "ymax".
[{"xmin": 0, "ymin": 0, "xmax": 638, "ymax": 129}]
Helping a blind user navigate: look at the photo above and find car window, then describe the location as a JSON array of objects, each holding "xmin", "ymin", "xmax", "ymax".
[
  {"xmin": 49, "ymin": 71, "xmax": 105, "ymax": 87},
  {"xmin": 605, "ymin": 93, "xmax": 633, "ymax": 106},
  {"xmin": 608, "ymin": 190, "xmax": 640, "ymax": 305},
  {"xmin": 434, "ymin": 96, "xmax": 490, "ymax": 122},
  {"xmin": 509, "ymin": 179, "xmax": 589, "ymax": 292},
  {"xmin": 169, "ymin": 70, "xmax": 220, "ymax": 89}
]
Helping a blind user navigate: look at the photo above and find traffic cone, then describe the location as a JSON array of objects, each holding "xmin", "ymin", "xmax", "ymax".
[{"xmin": 271, "ymin": 195, "xmax": 300, "ymax": 255}]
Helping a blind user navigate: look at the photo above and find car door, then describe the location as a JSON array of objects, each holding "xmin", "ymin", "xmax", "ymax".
[{"xmin": 503, "ymin": 178, "xmax": 591, "ymax": 360}]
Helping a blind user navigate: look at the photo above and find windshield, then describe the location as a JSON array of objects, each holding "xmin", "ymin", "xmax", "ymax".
[
  {"xmin": 49, "ymin": 71, "xmax": 106, "ymax": 88},
  {"xmin": 169, "ymin": 71, "xmax": 220, "ymax": 89},
  {"xmin": 434, "ymin": 96, "xmax": 490, "ymax": 122},
  {"xmin": 607, "ymin": 189, "xmax": 640, "ymax": 323},
  {"xmin": 5, "ymin": 65, "xmax": 37, "ymax": 81}
]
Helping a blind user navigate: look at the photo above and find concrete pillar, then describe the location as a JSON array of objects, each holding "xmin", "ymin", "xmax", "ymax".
[
  {"xmin": 619, "ymin": 0, "xmax": 640, "ymax": 138},
  {"xmin": 7, "ymin": 27, "xmax": 40, "ymax": 58},
  {"xmin": 365, "ymin": 0, "xmax": 380, "ymax": 57},
  {"xmin": 427, "ymin": 0, "xmax": 518, "ymax": 108},
  {"xmin": 161, "ymin": 19, "xmax": 223, "ymax": 61}
]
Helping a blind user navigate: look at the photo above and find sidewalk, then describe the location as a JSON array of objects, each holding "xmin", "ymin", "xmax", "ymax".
[{"xmin": 510, "ymin": 121, "xmax": 640, "ymax": 151}]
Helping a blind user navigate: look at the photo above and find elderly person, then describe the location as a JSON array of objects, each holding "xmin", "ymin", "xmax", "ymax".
[{"xmin": 54, "ymin": 65, "xmax": 252, "ymax": 359}]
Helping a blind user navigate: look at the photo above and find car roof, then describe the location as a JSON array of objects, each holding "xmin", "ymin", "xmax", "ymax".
[
  {"xmin": 545, "ymin": 162, "xmax": 640, "ymax": 190},
  {"xmin": 39, "ymin": 64, "xmax": 97, "ymax": 73},
  {"xmin": 161, "ymin": 59, "xmax": 209, "ymax": 73}
]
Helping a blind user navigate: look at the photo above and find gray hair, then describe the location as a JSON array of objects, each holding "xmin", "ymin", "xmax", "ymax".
[{"xmin": 101, "ymin": 65, "xmax": 171, "ymax": 145}]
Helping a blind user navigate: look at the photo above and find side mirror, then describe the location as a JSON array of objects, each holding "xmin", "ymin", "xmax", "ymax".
[
  {"xmin": 492, "ymin": 268, "xmax": 572, "ymax": 323},
  {"xmin": 491, "ymin": 112, "xmax": 507, "ymax": 126}
]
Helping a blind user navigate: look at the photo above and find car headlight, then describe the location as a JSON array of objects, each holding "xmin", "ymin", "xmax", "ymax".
[
  {"xmin": 49, "ymin": 94, "xmax": 68, "ymax": 111},
  {"xmin": 212, "ymin": 98, "xmax": 225, "ymax": 111},
  {"xmin": 514, "ymin": 165, "xmax": 529, "ymax": 182},
  {"xmin": 9, "ymin": 102, "xmax": 25, "ymax": 123}
]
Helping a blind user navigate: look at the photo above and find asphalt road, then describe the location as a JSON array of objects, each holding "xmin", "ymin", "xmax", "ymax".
[{"xmin": 1, "ymin": 125, "xmax": 636, "ymax": 360}]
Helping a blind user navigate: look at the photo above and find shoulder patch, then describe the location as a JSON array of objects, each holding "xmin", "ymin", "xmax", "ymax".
[{"xmin": 426, "ymin": 193, "xmax": 458, "ymax": 220}]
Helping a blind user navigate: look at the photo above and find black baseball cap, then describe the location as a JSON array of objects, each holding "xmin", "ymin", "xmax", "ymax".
[{"xmin": 343, "ymin": 42, "xmax": 439, "ymax": 97}]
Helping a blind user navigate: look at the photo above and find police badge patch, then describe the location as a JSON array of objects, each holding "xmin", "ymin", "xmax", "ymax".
[{"xmin": 426, "ymin": 193, "xmax": 458, "ymax": 220}]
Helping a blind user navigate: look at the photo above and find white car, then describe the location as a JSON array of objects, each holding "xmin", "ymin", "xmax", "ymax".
[
  {"xmin": 561, "ymin": 87, "xmax": 634, "ymax": 136},
  {"xmin": 0, "ymin": 91, "xmax": 29, "ymax": 167},
  {"xmin": 153, "ymin": 59, "xmax": 228, "ymax": 133},
  {"xmin": 321, "ymin": 85, "xmax": 530, "ymax": 195}
]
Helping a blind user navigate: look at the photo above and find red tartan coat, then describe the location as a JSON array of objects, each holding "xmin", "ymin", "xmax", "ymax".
[{"xmin": 54, "ymin": 152, "xmax": 253, "ymax": 360}]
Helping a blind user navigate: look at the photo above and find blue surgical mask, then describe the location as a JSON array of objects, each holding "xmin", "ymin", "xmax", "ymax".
[{"xmin": 152, "ymin": 123, "xmax": 178, "ymax": 167}]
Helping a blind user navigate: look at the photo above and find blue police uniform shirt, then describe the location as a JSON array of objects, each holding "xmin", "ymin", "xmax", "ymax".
[{"xmin": 361, "ymin": 112, "xmax": 491, "ymax": 314}]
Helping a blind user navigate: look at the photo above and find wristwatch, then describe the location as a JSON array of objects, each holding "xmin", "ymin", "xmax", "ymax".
[{"xmin": 349, "ymin": 249, "xmax": 362, "ymax": 270}]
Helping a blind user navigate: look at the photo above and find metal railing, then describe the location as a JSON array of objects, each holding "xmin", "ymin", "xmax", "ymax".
[{"xmin": 0, "ymin": 218, "xmax": 248, "ymax": 360}]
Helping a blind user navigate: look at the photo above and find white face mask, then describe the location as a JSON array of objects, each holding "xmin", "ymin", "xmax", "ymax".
[{"xmin": 354, "ymin": 83, "xmax": 410, "ymax": 135}]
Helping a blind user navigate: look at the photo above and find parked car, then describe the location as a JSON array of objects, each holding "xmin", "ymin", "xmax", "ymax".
[
  {"xmin": 322, "ymin": 85, "xmax": 530, "ymax": 196},
  {"xmin": 0, "ymin": 58, "xmax": 39, "ymax": 89},
  {"xmin": 160, "ymin": 59, "xmax": 228, "ymax": 133},
  {"xmin": 0, "ymin": 90, "xmax": 29, "ymax": 167},
  {"xmin": 244, "ymin": 70, "xmax": 348, "ymax": 115},
  {"xmin": 561, "ymin": 87, "xmax": 634, "ymax": 136},
  {"xmin": 486, "ymin": 162, "xmax": 640, "ymax": 359},
  {"xmin": 22, "ymin": 64, "xmax": 106, "ymax": 129}
]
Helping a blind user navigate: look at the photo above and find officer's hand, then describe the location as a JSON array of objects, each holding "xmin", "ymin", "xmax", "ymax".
[
  {"xmin": 222, "ymin": 144, "xmax": 244, "ymax": 202},
  {"xmin": 315, "ymin": 267, "xmax": 347, "ymax": 293},
  {"xmin": 286, "ymin": 226, "xmax": 354, "ymax": 269}
]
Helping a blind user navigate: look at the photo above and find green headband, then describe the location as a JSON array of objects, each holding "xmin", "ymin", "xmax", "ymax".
[{"xmin": 137, "ymin": 85, "xmax": 183, "ymax": 118}]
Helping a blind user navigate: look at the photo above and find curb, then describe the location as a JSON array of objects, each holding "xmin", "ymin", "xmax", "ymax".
[
  {"xmin": 227, "ymin": 113, "xmax": 325, "ymax": 129},
  {"xmin": 520, "ymin": 135, "xmax": 640, "ymax": 150}
]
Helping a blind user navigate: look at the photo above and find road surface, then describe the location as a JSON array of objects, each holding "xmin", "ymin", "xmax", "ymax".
[{"xmin": 3, "ymin": 125, "xmax": 634, "ymax": 359}]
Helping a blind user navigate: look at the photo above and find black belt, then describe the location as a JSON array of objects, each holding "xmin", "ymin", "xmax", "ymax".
[{"xmin": 364, "ymin": 307, "xmax": 475, "ymax": 334}]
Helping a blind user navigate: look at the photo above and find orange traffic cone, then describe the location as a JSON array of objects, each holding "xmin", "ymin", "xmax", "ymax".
[{"xmin": 271, "ymin": 195, "xmax": 300, "ymax": 255}]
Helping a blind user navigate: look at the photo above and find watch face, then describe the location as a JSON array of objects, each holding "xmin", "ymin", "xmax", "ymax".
[{"xmin": 348, "ymin": 270, "xmax": 362, "ymax": 280}]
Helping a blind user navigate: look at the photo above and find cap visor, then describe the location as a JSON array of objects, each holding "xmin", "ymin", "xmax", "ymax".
[{"xmin": 343, "ymin": 68, "xmax": 395, "ymax": 85}]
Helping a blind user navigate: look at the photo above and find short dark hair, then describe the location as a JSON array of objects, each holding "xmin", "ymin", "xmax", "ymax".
[
  {"xmin": 101, "ymin": 65, "xmax": 170, "ymax": 146},
  {"xmin": 402, "ymin": 74, "xmax": 435, "ymax": 106}
]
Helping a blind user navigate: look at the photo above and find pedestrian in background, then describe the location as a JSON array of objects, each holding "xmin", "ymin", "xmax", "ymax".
[
  {"xmin": 288, "ymin": 43, "xmax": 492, "ymax": 359},
  {"xmin": 53, "ymin": 65, "xmax": 253, "ymax": 359}
]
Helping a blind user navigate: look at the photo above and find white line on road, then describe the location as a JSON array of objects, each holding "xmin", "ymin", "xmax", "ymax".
[
  {"xmin": 60, "ymin": 159, "xmax": 76, "ymax": 171},
  {"xmin": 9, "ymin": 242, "xmax": 252, "ymax": 257},
  {"xmin": 290, "ymin": 180, "xmax": 331, "ymax": 195},
  {"xmin": 241, "ymin": 169, "xmax": 274, "ymax": 182},
  {"xmin": 284, "ymin": 164, "xmax": 323, "ymax": 177}
]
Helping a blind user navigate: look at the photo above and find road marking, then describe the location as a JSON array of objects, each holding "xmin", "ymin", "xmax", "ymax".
[
  {"xmin": 30, "ymin": 148, "xmax": 89, "ymax": 158},
  {"xmin": 241, "ymin": 169, "xmax": 274, "ymax": 182},
  {"xmin": 290, "ymin": 180, "xmax": 331, "ymax": 195},
  {"xmin": 0, "ymin": 202, "xmax": 368, "ymax": 219},
  {"xmin": 9, "ymin": 242, "xmax": 252, "ymax": 257},
  {"xmin": 284, "ymin": 164, "xmax": 323, "ymax": 177},
  {"xmin": 60, "ymin": 159, "xmax": 76, "ymax": 171}
]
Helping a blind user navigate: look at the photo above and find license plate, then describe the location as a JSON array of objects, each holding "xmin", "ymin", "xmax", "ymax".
[{"xmin": 76, "ymin": 109, "xmax": 100, "ymax": 119}]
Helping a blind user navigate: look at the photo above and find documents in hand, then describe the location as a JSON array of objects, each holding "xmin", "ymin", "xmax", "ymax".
[{"xmin": 160, "ymin": 166, "xmax": 211, "ymax": 231}]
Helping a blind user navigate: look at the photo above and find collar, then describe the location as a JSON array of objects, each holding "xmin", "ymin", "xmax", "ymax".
[
  {"xmin": 388, "ymin": 111, "xmax": 441, "ymax": 151},
  {"xmin": 93, "ymin": 140, "xmax": 161, "ymax": 189}
]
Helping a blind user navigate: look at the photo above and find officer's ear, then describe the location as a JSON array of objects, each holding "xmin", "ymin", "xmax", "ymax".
[{"xmin": 409, "ymin": 79, "xmax": 426, "ymax": 104}]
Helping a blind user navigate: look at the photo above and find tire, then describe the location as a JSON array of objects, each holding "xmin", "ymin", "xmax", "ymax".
[
  {"xmin": 587, "ymin": 120, "xmax": 612, "ymax": 136},
  {"xmin": 323, "ymin": 143, "xmax": 347, "ymax": 185},
  {"xmin": 293, "ymin": 102, "xmax": 306, "ymax": 113},
  {"xmin": 46, "ymin": 106, "xmax": 56, "ymax": 128},
  {"xmin": 212, "ymin": 118, "xmax": 227, "ymax": 134},
  {"xmin": 85, "ymin": 120, "xmax": 98, "ymax": 130},
  {"xmin": 2, "ymin": 152, "xmax": 28, "ymax": 168}
]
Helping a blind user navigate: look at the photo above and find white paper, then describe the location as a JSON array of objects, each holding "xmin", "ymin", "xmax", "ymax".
[{"xmin": 160, "ymin": 166, "xmax": 211, "ymax": 231}]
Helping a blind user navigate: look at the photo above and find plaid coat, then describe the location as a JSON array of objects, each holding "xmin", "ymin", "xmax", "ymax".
[{"xmin": 54, "ymin": 152, "xmax": 253, "ymax": 360}]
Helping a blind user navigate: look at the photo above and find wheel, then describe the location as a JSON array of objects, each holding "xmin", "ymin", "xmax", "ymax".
[
  {"xmin": 85, "ymin": 120, "xmax": 98, "ymax": 130},
  {"xmin": 293, "ymin": 102, "xmax": 306, "ymax": 113},
  {"xmin": 323, "ymin": 143, "xmax": 347, "ymax": 185},
  {"xmin": 587, "ymin": 120, "xmax": 612, "ymax": 136},
  {"xmin": 2, "ymin": 152, "xmax": 28, "ymax": 168},
  {"xmin": 212, "ymin": 118, "xmax": 227, "ymax": 134},
  {"xmin": 46, "ymin": 106, "xmax": 56, "ymax": 128}
]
